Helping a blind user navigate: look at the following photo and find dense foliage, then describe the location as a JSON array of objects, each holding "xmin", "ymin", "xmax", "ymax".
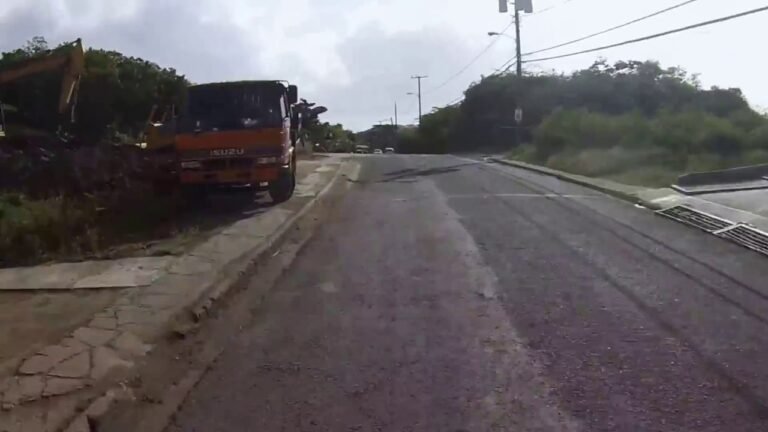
[
  {"xmin": 305, "ymin": 122, "xmax": 356, "ymax": 152},
  {"xmin": 397, "ymin": 59, "xmax": 768, "ymax": 185},
  {"xmin": 0, "ymin": 37, "xmax": 340, "ymax": 265},
  {"xmin": 0, "ymin": 37, "xmax": 189, "ymax": 143}
]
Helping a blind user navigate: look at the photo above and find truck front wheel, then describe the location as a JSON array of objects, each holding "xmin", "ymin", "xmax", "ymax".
[{"xmin": 268, "ymin": 160, "xmax": 296, "ymax": 203}]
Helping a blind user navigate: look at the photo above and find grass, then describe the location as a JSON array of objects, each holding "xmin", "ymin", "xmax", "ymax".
[
  {"xmin": 0, "ymin": 188, "xmax": 184, "ymax": 267},
  {"xmin": 506, "ymin": 108, "xmax": 768, "ymax": 188},
  {"xmin": 0, "ymin": 194, "xmax": 97, "ymax": 266},
  {"xmin": 507, "ymin": 147, "xmax": 691, "ymax": 188},
  {"xmin": 508, "ymin": 144, "xmax": 768, "ymax": 189}
]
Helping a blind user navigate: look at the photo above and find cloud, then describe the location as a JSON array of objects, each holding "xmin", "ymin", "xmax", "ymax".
[
  {"xmin": 309, "ymin": 22, "xmax": 478, "ymax": 128},
  {"xmin": 3, "ymin": 0, "xmax": 768, "ymax": 130}
]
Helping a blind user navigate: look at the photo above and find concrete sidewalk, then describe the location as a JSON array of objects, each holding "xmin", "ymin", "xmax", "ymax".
[
  {"xmin": 492, "ymin": 157, "xmax": 768, "ymax": 239},
  {"xmin": 0, "ymin": 154, "xmax": 351, "ymax": 431}
]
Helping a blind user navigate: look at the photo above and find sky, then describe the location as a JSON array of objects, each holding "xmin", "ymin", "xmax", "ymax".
[{"xmin": 1, "ymin": 0, "xmax": 767, "ymax": 131}]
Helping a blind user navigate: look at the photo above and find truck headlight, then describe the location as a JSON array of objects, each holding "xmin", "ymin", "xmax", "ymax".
[{"xmin": 181, "ymin": 161, "xmax": 202, "ymax": 169}]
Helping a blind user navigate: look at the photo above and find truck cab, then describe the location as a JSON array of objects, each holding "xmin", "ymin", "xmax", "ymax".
[{"xmin": 174, "ymin": 81, "xmax": 299, "ymax": 202}]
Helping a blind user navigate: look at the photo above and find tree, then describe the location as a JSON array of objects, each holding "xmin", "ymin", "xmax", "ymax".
[
  {"xmin": 0, "ymin": 37, "xmax": 189, "ymax": 144},
  {"xmin": 401, "ymin": 59, "xmax": 763, "ymax": 155}
]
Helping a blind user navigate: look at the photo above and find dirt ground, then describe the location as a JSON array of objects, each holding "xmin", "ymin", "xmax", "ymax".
[
  {"xmin": 0, "ymin": 290, "xmax": 118, "ymax": 375},
  {"xmin": 0, "ymin": 155, "xmax": 338, "ymax": 379},
  {"xmin": 94, "ymin": 156, "xmax": 352, "ymax": 432}
]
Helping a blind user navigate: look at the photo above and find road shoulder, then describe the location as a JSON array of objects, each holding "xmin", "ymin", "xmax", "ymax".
[{"xmin": 0, "ymin": 155, "xmax": 353, "ymax": 431}]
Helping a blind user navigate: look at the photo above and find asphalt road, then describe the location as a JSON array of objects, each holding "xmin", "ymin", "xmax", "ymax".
[{"xmin": 168, "ymin": 154, "xmax": 768, "ymax": 432}]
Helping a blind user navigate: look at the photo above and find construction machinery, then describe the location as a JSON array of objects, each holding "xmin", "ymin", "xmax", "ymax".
[
  {"xmin": 0, "ymin": 39, "xmax": 85, "ymax": 143},
  {"xmin": 141, "ymin": 104, "xmax": 176, "ymax": 150}
]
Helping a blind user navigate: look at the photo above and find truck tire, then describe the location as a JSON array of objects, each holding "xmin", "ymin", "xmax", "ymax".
[{"xmin": 269, "ymin": 159, "xmax": 296, "ymax": 203}]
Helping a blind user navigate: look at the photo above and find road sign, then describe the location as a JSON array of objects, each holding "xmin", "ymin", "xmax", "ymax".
[
  {"xmin": 499, "ymin": 0, "xmax": 508, "ymax": 13},
  {"xmin": 516, "ymin": 0, "xmax": 533, "ymax": 13},
  {"xmin": 514, "ymin": 107, "xmax": 523, "ymax": 124}
]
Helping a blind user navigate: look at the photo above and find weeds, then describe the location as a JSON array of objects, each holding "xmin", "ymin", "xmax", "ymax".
[
  {"xmin": 0, "ymin": 188, "xmax": 181, "ymax": 267},
  {"xmin": 509, "ymin": 108, "xmax": 768, "ymax": 187}
]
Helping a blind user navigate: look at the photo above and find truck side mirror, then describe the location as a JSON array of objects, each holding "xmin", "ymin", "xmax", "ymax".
[{"xmin": 288, "ymin": 85, "xmax": 298, "ymax": 105}]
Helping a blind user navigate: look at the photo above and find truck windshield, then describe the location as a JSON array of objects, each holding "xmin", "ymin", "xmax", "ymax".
[{"xmin": 180, "ymin": 83, "xmax": 283, "ymax": 133}]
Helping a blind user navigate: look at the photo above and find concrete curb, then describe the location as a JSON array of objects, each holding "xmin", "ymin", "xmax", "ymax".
[
  {"xmin": 188, "ymin": 159, "xmax": 347, "ymax": 321},
  {"xmin": 676, "ymin": 163, "xmax": 768, "ymax": 188},
  {"xmin": 489, "ymin": 157, "xmax": 768, "ymax": 234},
  {"xmin": 489, "ymin": 157, "xmax": 648, "ymax": 206},
  {"xmin": 0, "ymin": 157, "xmax": 351, "ymax": 431},
  {"xmin": 78, "ymin": 159, "xmax": 349, "ymax": 431},
  {"xmin": 671, "ymin": 181, "xmax": 768, "ymax": 196}
]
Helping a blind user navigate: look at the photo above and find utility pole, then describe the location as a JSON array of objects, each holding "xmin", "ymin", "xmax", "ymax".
[
  {"xmin": 394, "ymin": 101, "xmax": 398, "ymax": 127},
  {"xmin": 501, "ymin": 0, "xmax": 533, "ymax": 147},
  {"xmin": 514, "ymin": 5, "xmax": 523, "ymax": 148},
  {"xmin": 411, "ymin": 75, "xmax": 427, "ymax": 124},
  {"xmin": 514, "ymin": 6, "xmax": 523, "ymax": 77}
]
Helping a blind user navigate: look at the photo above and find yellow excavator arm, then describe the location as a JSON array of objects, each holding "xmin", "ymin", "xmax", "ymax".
[{"xmin": 0, "ymin": 39, "xmax": 85, "ymax": 118}]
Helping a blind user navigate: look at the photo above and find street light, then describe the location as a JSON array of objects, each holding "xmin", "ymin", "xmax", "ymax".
[{"xmin": 487, "ymin": 31, "xmax": 515, "ymax": 40}]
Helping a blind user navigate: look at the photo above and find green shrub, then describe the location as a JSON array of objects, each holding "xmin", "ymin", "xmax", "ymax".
[
  {"xmin": 739, "ymin": 149, "xmax": 768, "ymax": 166},
  {"xmin": 746, "ymin": 123, "xmax": 768, "ymax": 150},
  {"xmin": 517, "ymin": 108, "xmax": 768, "ymax": 187},
  {"xmin": 0, "ymin": 195, "xmax": 97, "ymax": 265}
]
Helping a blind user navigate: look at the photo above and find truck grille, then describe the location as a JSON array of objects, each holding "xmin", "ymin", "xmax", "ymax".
[{"xmin": 201, "ymin": 158, "xmax": 253, "ymax": 170}]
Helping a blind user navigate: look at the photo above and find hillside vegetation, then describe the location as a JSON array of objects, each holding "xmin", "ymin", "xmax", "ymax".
[
  {"xmin": 398, "ymin": 60, "xmax": 768, "ymax": 187},
  {"xmin": 1, "ymin": 36, "xmax": 189, "ymax": 144},
  {"xmin": 0, "ymin": 37, "xmax": 340, "ymax": 266}
]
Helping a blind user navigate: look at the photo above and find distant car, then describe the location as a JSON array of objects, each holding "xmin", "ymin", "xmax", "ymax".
[
  {"xmin": 373, "ymin": 149, "xmax": 383, "ymax": 154},
  {"xmin": 384, "ymin": 147, "xmax": 395, "ymax": 154}
]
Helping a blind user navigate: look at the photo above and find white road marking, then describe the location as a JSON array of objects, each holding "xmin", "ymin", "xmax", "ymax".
[{"xmin": 446, "ymin": 193, "xmax": 602, "ymax": 199}]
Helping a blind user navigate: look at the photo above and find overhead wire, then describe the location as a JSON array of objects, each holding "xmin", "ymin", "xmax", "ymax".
[
  {"xmin": 493, "ymin": 59, "xmax": 518, "ymax": 75},
  {"xmin": 423, "ymin": 18, "xmax": 515, "ymax": 95},
  {"xmin": 529, "ymin": 0, "xmax": 576, "ymax": 17},
  {"xmin": 422, "ymin": 1, "xmax": 767, "ymax": 116},
  {"xmin": 433, "ymin": 3, "xmax": 763, "ymax": 114},
  {"xmin": 446, "ymin": 95, "xmax": 465, "ymax": 106},
  {"xmin": 522, "ymin": 5, "xmax": 768, "ymax": 63},
  {"xmin": 523, "ymin": 0, "xmax": 701, "ymax": 57}
]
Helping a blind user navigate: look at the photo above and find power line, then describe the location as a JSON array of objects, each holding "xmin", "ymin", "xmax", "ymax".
[
  {"xmin": 523, "ymin": 5, "xmax": 768, "ymax": 63},
  {"xmin": 529, "ymin": 0, "xmax": 576, "ymax": 16},
  {"xmin": 493, "ymin": 59, "xmax": 518, "ymax": 75},
  {"xmin": 424, "ymin": 19, "xmax": 515, "ymax": 95},
  {"xmin": 524, "ymin": 0, "xmax": 700, "ymax": 57}
]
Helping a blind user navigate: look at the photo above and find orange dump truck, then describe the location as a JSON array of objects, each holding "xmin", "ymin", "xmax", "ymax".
[{"xmin": 174, "ymin": 80, "xmax": 300, "ymax": 202}]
